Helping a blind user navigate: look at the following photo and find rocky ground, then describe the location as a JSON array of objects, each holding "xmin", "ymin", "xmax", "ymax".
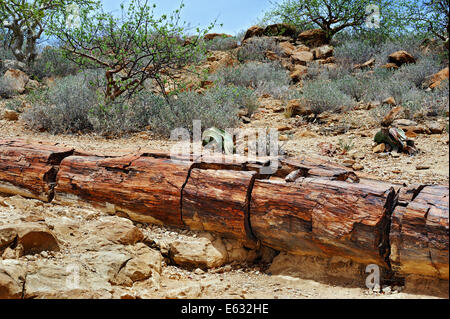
[{"xmin": 0, "ymin": 193, "xmax": 439, "ymax": 299}]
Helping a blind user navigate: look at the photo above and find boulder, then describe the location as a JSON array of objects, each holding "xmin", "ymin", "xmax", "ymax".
[
  {"xmin": 286, "ymin": 99, "xmax": 313, "ymax": 117},
  {"xmin": 265, "ymin": 50, "xmax": 280, "ymax": 61},
  {"xmin": 0, "ymin": 59, "xmax": 27, "ymax": 72},
  {"xmin": 312, "ymin": 45, "xmax": 334, "ymax": 59},
  {"xmin": 382, "ymin": 96, "xmax": 396, "ymax": 106},
  {"xmin": 242, "ymin": 26, "xmax": 264, "ymax": 42},
  {"xmin": 0, "ymin": 260, "xmax": 26, "ymax": 299},
  {"xmin": 380, "ymin": 62, "xmax": 399, "ymax": 70},
  {"xmin": 289, "ymin": 65, "xmax": 308, "ymax": 81},
  {"xmin": 263, "ymin": 23, "xmax": 297, "ymax": 38},
  {"xmin": 297, "ymin": 29, "xmax": 328, "ymax": 48},
  {"xmin": 169, "ymin": 233, "xmax": 228, "ymax": 269},
  {"xmin": 291, "ymin": 51, "xmax": 314, "ymax": 65},
  {"xmin": 2, "ymin": 109, "xmax": 19, "ymax": 121},
  {"xmin": 91, "ymin": 217, "xmax": 144, "ymax": 245},
  {"xmin": 425, "ymin": 121, "xmax": 446, "ymax": 134},
  {"xmin": 112, "ymin": 243, "xmax": 162, "ymax": 286},
  {"xmin": 204, "ymin": 33, "xmax": 232, "ymax": 41},
  {"xmin": 388, "ymin": 50, "xmax": 416, "ymax": 67},
  {"xmin": 353, "ymin": 58, "xmax": 375, "ymax": 70},
  {"xmin": 1, "ymin": 69, "xmax": 29, "ymax": 94},
  {"xmin": 422, "ymin": 67, "xmax": 449, "ymax": 89},
  {"xmin": 279, "ymin": 41, "xmax": 296, "ymax": 56},
  {"xmin": 381, "ymin": 106, "xmax": 403, "ymax": 127},
  {"xmin": 0, "ymin": 223, "xmax": 60, "ymax": 255}
]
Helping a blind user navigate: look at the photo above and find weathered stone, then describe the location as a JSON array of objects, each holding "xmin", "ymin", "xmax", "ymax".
[
  {"xmin": 312, "ymin": 45, "xmax": 334, "ymax": 60},
  {"xmin": 2, "ymin": 109, "xmax": 19, "ymax": 121},
  {"xmin": 1, "ymin": 69, "xmax": 29, "ymax": 94},
  {"xmin": 388, "ymin": 50, "xmax": 416, "ymax": 67},
  {"xmin": 297, "ymin": 29, "xmax": 328, "ymax": 48}
]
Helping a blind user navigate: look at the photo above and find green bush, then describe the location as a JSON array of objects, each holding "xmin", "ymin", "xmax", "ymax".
[
  {"xmin": 211, "ymin": 61, "xmax": 291, "ymax": 99},
  {"xmin": 335, "ymin": 74, "xmax": 367, "ymax": 101},
  {"xmin": 30, "ymin": 46, "xmax": 80, "ymax": 79},
  {"xmin": 0, "ymin": 77, "xmax": 15, "ymax": 98},
  {"xmin": 237, "ymin": 37, "xmax": 283, "ymax": 62},
  {"xmin": 204, "ymin": 37, "xmax": 238, "ymax": 51},
  {"xmin": 22, "ymin": 72, "xmax": 98, "ymax": 133},
  {"xmin": 392, "ymin": 55, "xmax": 443, "ymax": 88},
  {"xmin": 301, "ymin": 79, "xmax": 355, "ymax": 114},
  {"xmin": 148, "ymin": 86, "xmax": 253, "ymax": 137}
]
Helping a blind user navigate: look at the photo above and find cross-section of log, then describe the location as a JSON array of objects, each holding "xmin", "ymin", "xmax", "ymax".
[
  {"xmin": 390, "ymin": 185, "xmax": 449, "ymax": 280},
  {"xmin": 182, "ymin": 168, "xmax": 257, "ymax": 243},
  {"xmin": 54, "ymin": 154, "xmax": 192, "ymax": 226},
  {"xmin": 0, "ymin": 140, "xmax": 74, "ymax": 202},
  {"xmin": 250, "ymin": 177, "xmax": 397, "ymax": 266}
]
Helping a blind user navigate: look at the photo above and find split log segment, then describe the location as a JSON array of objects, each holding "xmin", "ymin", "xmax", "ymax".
[
  {"xmin": 0, "ymin": 140, "xmax": 74, "ymax": 202},
  {"xmin": 54, "ymin": 154, "xmax": 193, "ymax": 227},
  {"xmin": 250, "ymin": 177, "xmax": 397, "ymax": 266},
  {"xmin": 275, "ymin": 157, "xmax": 360, "ymax": 182},
  {"xmin": 390, "ymin": 185, "xmax": 449, "ymax": 280},
  {"xmin": 182, "ymin": 168, "xmax": 257, "ymax": 245}
]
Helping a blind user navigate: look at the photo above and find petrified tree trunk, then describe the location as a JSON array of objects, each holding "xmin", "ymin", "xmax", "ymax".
[
  {"xmin": 182, "ymin": 168, "xmax": 257, "ymax": 245},
  {"xmin": 54, "ymin": 154, "xmax": 193, "ymax": 227},
  {"xmin": 0, "ymin": 139, "xmax": 448, "ymax": 287},
  {"xmin": 390, "ymin": 185, "xmax": 449, "ymax": 280},
  {"xmin": 250, "ymin": 177, "xmax": 397, "ymax": 266},
  {"xmin": 0, "ymin": 140, "xmax": 73, "ymax": 202}
]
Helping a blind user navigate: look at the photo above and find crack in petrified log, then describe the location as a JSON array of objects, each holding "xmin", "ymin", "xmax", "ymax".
[
  {"xmin": 249, "ymin": 177, "xmax": 398, "ymax": 267},
  {"xmin": 0, "ymin": 139, "xmax": 448, "ymax": 282},
  {"xmin": 390, "ymin": 185, "xmax": 449, "ymax": 280}
]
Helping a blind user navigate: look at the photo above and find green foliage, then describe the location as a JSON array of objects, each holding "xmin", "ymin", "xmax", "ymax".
[
  {"xmin": 236, "ymin": 37, "xmax": 283, "ymax": 62},
  {"xmin": 49, "ymin": 0, "xmax": 215, "ymax": 102},
  {"xmin": 301, "ymin": 79, "xmax": 355, "ymax": 114},
  {"xmin": 401, "ymin": 0, "xmax": 449, "ymax": 42},
  {"xmin": 30, "ymin": 46, "xmax": 80, "ymax": 79},
  {"xmin": 204, "ymin": 37, "xmax": 238, "ymax": 51},
  {"xmin": 0, "ymin": 0, "xmax": 99, "ymax": 63},
  {"xmin": 0, "ymin": 77, "xmax": 15, "ymax": 98},
  {"xmin": 148, "ymin": 86, "xmax": 250, "ymax": 137},
  {"xmin": 211, "ymin": 61, "xmax": 292, "ymax": 99},
  {"xmin": 260, "ymin": 0, "xmax": 405, "ymax": 41},
  {"xmin": 5, "ymin": 100, "xmax": 23, "ymax": 112},
  {"xmin": 22, "ymin": 71, "xmax": 99, "ymax": 133}
]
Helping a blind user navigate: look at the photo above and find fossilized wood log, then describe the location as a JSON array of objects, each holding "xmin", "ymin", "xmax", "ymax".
[
  {"xmin": 0, "ymin": 140, "xmax": 73, "ymax": 202},
  {"xmin": 0, "ymin": 139, "xmax": 449, "ymax": 285},
  {"xmin": 182, "ymin": 168, "xmax": 257, "ymax": 244},
  {"xmin": 390, "ymin": 185, "xmax": 449, "ymax": 279},
  {"xmin": 54, "ymin": 154, "xmax": 192, "ymax": 226},
  {"xmin": 275, "ymin": 157, "xmax": 359, "ymax": 182},
  {"xmin": 250, "ymin": 177, "xmax": 397, "ymax": 266}
]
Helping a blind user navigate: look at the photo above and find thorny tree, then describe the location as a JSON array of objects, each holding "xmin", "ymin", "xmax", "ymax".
[
  {"xmin": 262, "ymin": 0, "xmax": 405, "ymax": 42},
  {"xmin": 404, "ymin": 0, "xmax": 449, "ymax": 43},
  {"xmin": 0, "ymin": 0, "xmax": 98, "ymax": 64},
  {"xmin": 50, "ymin": 0, "xmax": 214, "ymax": 103}
]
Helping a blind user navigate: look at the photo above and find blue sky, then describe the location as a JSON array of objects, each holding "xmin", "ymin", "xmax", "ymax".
[{"xmin": 101, "ymin": 0, "xmax": 273, "ymax": 35}]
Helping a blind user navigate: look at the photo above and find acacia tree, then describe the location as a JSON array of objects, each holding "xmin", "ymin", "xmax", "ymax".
[
  {"xmin": 403, "ymin": 0, "xmax": 449, "ymax": 42},
  {"xmin": 49, "ymin": 0, "xmax": 214, "ymax": 103},
  {"xmin": 261, "ymin": 0, "xmax": 403, "ymax": 42},
  {"xmin": 0, "ymin": 0, "xmax": 98, "ymax": 64}
]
